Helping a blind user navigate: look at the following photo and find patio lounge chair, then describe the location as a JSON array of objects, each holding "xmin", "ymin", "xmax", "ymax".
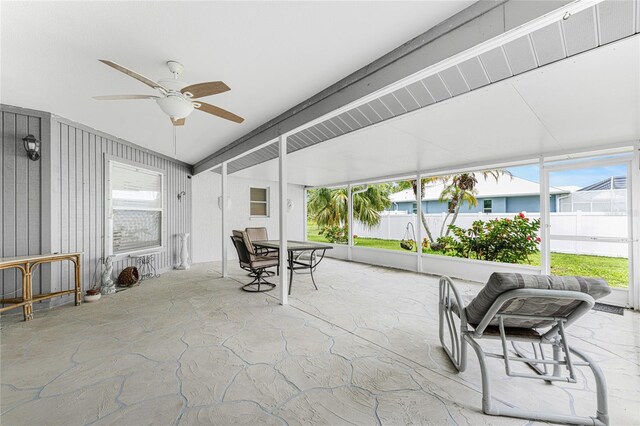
[
  {"xmin": 230, "ymin": 230, "xmax": 277, "ymax": 292},
  {"xmin": 439, "ymin": 272, "xmax": 611, "ymax": 426}
]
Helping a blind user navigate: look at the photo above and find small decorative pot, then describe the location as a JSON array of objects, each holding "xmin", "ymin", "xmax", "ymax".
[{"xmin": 84, "ymin": 293, "xmax": 102, "ymax": 302}]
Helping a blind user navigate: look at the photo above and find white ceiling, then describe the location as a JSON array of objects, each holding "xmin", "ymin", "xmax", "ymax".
[
  {"xmin": 234, "ymin": 35, "xmax": 640, "ymax": 186},
  {"xmin": 0, "ymin": 1, "xmax": 474, "ymax": 164}
]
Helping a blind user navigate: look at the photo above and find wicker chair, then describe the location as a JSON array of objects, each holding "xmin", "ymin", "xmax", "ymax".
[
  {"xmin": 439, "ymin": 272, "xmax": 611, "ymax": 426},
  {"xmin": 230, "ymin": 230, "xmax": 277, "ymax": 292}
]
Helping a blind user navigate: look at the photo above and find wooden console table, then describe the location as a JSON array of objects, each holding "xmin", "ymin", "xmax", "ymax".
[{"xmin": 0, "ymin": 253, "xmax": 82, "ymax": 321}]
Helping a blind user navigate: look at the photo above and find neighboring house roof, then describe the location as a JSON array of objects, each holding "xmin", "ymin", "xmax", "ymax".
[
  {"xmin": 578, "ymin": 176, "xmax": 626, "ymax": 191},
  {"xmin": 389, "ymin": 175, "xmax": 568, "ymax": 203}
]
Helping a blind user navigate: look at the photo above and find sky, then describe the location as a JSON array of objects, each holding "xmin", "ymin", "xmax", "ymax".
[{"xmin": 508, "ymin": 164, "xmax": 627, "ymax": 188}]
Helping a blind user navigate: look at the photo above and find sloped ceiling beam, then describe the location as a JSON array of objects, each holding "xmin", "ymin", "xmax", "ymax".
[{"xmin": 194, "ymin": 0, "xmax": 572, "ymax": 175}]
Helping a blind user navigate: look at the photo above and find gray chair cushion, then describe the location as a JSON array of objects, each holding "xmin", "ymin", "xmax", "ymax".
[{"xmin": 465, "ymin": 273, "xmax": 611, "ymax": 329}]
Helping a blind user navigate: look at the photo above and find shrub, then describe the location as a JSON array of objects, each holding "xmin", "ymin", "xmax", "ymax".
[
  {"xmin": 320, "ymin": 225, "xmax": 348, "ymax": 244},
  {"xmin": 435, "ymin": 213, "xmax": 541, "ymax": 264}
]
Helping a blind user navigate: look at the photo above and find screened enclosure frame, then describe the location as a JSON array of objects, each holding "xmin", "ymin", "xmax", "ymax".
[{"xmin": 104, "ymin": 155, "xmax": 165, "ymax": 258}]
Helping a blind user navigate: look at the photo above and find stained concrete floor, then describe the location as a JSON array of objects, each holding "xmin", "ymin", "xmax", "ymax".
[{"xmin": 1, "ymin": 258, "xmax": 638, "ymax": 425}]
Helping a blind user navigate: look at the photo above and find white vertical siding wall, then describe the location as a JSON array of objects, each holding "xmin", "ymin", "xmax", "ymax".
[
  {"xmin": 1, "ymin": 108, "xmax": 45, "ymax": 298},
  {"xmin": 191, "ymin": 171, "xmax": 304, "ymax": 263},
  {"xmin": 49, "ymin": 116, "xmax": 192, "ymax": 298},
  {"xmin": 0, "ymin": 104, "xmax": 192, "ymax": 305}
]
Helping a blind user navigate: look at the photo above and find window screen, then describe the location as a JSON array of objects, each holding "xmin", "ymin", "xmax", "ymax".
[
  {"xmin": 110, "ymin": 162, "xmax": 163, "ymax": 254},
  {"xmin": 250, "ymin": 187, "xmax": 268, "ymax": 217}
]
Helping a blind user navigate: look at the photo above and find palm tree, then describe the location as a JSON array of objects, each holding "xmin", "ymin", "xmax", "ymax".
[
  {"xmin": 307, "ymin": 185, "xmax": 391, "ymax": 235},
  {"xmin": 395, "ymin": 170, "xmax": 511, "ymax": 242}
]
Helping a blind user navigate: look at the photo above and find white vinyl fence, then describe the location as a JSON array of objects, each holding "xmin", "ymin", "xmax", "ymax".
[{"xmin": 353, "ymin": 212, "xmax": 629, "ymax": 258}]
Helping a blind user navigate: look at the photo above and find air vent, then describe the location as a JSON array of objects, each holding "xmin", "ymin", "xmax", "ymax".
[
  {"xmin": 392, "ymin": 87, "xmax": 421, "ymax": 112},
  {"xmin": 368, "ymin": 98, "xmax": 394, "ymax": 120},
  {"xmin": 422, "ymin": 74, "xmax": 451, "ymax": 101},
  {"xmin": 503, "ymin": 35, "xmax": 538, "ymax": 74},
  {"xmin": 458, "ymin": 57, "xmax": 490, "ymax": 90},
  {"xmin": 380, "ymin": 93, "xmax": 406, "ymax": 115},
  {"xmin": 330, "ymin": 116, "xmax": 352, "ymax": 133},
  {"xmin": 405, "ymin": 81, "xmax": 435, "ymax": 107},
  {"xmin": 561, "ymin": 7, "xmax": 598, "ymax": 56},
  {"xmin": 479, "ymin": 47, "xmax": 512, "ymax": 82},
  {"xmin": 597, "ymin": 1, "xmax": 635, "ymax": 45},
  {"xmin": 530, "ymin": 22, "xmax": 566, "ymax": 66},
  {"xmin": 439, "ymin": 66, "xmax": 469, "ymax": 96},
  {"xmin": 322, "ymin": 120, "xmax": 345, "ymax": 137},
  {"xmin": 336, "ymin": 112, "xmax": 359, "ymax": 130},
  {"xmin": 356, "ymin": 103, "xmax": 381, "ymax": 124}
]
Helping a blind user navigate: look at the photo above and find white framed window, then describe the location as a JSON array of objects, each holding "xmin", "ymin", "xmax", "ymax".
[
  {"xmin": 250, "ymin": 187, "xmax": 269, "ymax": 217},
  {"xmin": 107, "ymin": 160, "xmax": 164, "ymax": 255},
  {"xmin": 483, "ymin": 199, "xmax": 492, "ymax": 213}
]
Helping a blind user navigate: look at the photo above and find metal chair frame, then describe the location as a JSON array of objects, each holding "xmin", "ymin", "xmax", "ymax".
[
  {"xmin": 230, "ymin": 236, "xmax": 276, "ymax": 293},
  {"xmin": 439, "ymin": 275, "xmax": 609, "ymax": 426}
]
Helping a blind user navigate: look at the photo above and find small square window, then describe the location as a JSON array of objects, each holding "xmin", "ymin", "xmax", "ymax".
[
  {"xmin": 483, "ymin": 199, "xmax": 492, "ymax": 213},
  {"xmin": 250, "ymin": 187, "xmax": 269, "ymax": 217}
]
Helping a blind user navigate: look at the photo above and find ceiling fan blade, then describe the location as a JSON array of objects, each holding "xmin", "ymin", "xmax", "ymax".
[
  {"xmin": 93, "ymin": 94, "xmax": 160, "ymax": 100},
  {"xmin": 181, "ymin": 81, "xmax": 230, "ymax": 99},
  {"xmin": 98, "ymin": 60, "xmax": 167, "ymax": 92},
  {"xmin": 194, "ymin": 101, "xmax": 244, "ymax": 123},
  {"xmin": 171, "ymin": 117, "xmax": 186, "ymax": 126}
]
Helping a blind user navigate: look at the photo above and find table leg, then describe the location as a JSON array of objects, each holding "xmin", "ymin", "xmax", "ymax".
[
  {"xmin": 75, "ymin": 255, "xmax": 82, "ymax": 306},
  {"xmin": 21, "ymin": 266, "xmax": 33, "ymax": 321},
  {"xmin": 288, "ymin": 251, "xmax": 294, "ymax": 296},
  {"xmin": 309, "ymin": 249, "xmax": 318, "ymax": 291}
]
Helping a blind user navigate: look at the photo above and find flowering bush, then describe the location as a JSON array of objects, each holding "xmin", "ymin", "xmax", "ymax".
[
  {"xmin": 434, "ymin": 213, "xmax": 541, "ymax": 264},
  {"xmin": 320, "ymin": 225, "xmax": 348, "ymax": 244}
]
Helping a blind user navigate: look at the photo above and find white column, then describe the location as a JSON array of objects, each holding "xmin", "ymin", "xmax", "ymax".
[
  {"xmin": 415, "ymin": 174, "xmax": 423, "ymax": 273},
  {"xmin": 347, "ymin": 184, "xmax": 353, "ymax": 261},
  {"xmin": 303, "ymin": 188, "xmax": 308, "ymax": 241},
  {"xmin": 539, "ymin": 157, "xmax": 551, "ymax": 275},
  {"xmin": 221, "ymin": 162, "xmax": 228, "ymax": 277},
  {"xmin": 279, "ymin": 136, "xmax": 288, "ymax": 305}
]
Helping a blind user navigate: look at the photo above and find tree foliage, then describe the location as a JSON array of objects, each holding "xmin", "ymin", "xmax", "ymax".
[
  {"xmin": 393, "ymin": 170, "xmax": 511, "ymax": 243},
  {"xmin": 307, "ymin": 185, "xmax": 391, "ymax": 243}
]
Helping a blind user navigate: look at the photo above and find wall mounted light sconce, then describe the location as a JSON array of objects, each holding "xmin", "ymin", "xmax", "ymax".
[
  {"xmin": 217, "ymin": 196, "xmax": 232, "ymax": 210},
  {"xmin": 22, "ymin": 134, "xmax": 41, "ymax": 161},
  {"xmin": 177, "ymin": 191, "xmax": 186, "ymax": 201}
]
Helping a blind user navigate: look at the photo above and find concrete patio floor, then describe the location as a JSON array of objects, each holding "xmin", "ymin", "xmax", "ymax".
[{"xmin": 1, "ymin": 258, "xmax": 638, "ymax": 425}]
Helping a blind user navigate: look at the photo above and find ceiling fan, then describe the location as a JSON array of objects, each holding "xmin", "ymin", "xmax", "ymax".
[{"xmin": 93, "ymin": 60, "xmax": 244, "ymax": 126}]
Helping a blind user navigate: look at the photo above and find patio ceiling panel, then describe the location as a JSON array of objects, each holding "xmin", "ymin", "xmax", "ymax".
[
  {"xmin": 221, "ymin": 1, "xmax": 640, "ymax": 178},
  {"xmin": 233, "ymin": 34, "xmax": 639, "ymax": 187},
  {"xmin": 530, "ymin": 22, "xmax": 567, "ymax": 66},
  {"xmin": 597, "ymin": 0, "xmax": 636, "ymax": 44},
  {"xmin": 502, "ymin": 36, "xmax": 539, "ymax": 74},
  {"xmin": 405, "ymin": 81, "xmax": 436, "ymax": 107},
  {"xmin": 457, "ymin": 57, "xmax": 491, "ymax": 90},
  {"xmin": 479, "ymin": 47, "xmax": 513, "ymax": 82},
  {"xmin": 562, "ymin": 8, "xmax": 599, "ymax": 55}
]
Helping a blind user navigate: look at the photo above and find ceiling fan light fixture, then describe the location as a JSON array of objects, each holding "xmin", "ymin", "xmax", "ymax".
[{"xmin": 156, "ymin": 95, "xmax": 194, "ymax": 119}]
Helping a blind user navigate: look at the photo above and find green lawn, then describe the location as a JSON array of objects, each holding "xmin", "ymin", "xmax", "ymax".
[{"xmin": 306, "ymin": 221, "xmax": 628, "ymax": 288}]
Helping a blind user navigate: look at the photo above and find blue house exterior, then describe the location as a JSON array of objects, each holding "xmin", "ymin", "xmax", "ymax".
[{"xmin": 392, "ymin": 195, "xmax": 560, "ymax": 214}]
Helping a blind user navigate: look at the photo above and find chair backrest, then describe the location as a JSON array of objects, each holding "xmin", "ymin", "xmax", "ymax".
[
  {"xmin": 232, "ymin": 229, "xmax": 256, "ymax": 261},
  {"xmin": 230, "ymin": 235, "xmax": 251, "ymax": 266},
  {"xmin": 246, "ymin": 227, "xmax": 268, "ymax": 242},
  {"xmin": 465, "ymin": 273, "xmax": 611, "ymax": 329}
]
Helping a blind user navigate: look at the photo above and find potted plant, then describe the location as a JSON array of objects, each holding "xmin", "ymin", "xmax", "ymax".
[{"xmin": 85, "ymin": 286, "xmax": 102, "ymax": 302}]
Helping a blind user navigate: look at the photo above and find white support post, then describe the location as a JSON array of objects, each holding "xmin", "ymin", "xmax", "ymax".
[
  {"xmin": 347, "ymin": 184, "xmax": 353, "ymax": 261},
  {"xmin": 539, "ymin": 157, "xmax": 551, "ymax": 275},
  {"xmin": 221, "ymin": 162, "xmax": 228, "ymax": 277},
  {"xmin": 279, "ymin": 136, "xmax": 288, "ymax": 305},
  {"xmin": 303, "ymin": 188, "xmax": 308, "ymax": 241},
  {"xmin": 416, "ymin": 173, "xmax": 423, "ymax": 273}
]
